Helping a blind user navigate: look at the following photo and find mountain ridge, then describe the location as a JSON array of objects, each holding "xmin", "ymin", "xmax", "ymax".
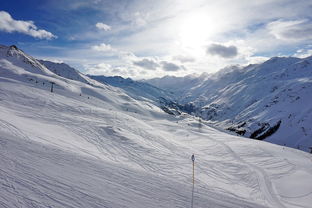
[{"xmin": 144, "ymin": 55, "xmax": 312, "ymax": 151}]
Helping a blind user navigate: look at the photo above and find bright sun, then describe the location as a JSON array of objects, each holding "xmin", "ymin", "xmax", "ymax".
[{"xmin": 178, "ymin": 12, "xmax": 213, "ymax": 48}]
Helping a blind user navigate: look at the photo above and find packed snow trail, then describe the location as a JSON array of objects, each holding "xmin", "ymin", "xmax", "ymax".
[
  {"xmin": 206, "ymin": 133, "xmax": 286, "ymax": 208},
  {"xmin": 1, "ymin": 134, "xmax": 272, "ymax": 208}
]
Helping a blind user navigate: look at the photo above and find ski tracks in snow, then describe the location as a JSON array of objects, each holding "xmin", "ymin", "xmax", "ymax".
[
  {"xmin": 188, "ymin": 127, "xmax": 286, "ymax": 208},
  {"xmin": 0, "ymin": 119, "xmax": 30, "ymax": 141}
]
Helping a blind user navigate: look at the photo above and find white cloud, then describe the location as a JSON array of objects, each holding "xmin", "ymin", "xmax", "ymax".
[
  {"xmin": 293, "ymin": 48, "xmax": 312, "ymax": 58},
  {"xmin": 119, "ymin": 51, "xmax": 138, "ymax": 63},
  {"xmin": 133, "ymin": 12, "xmax": 148, "ymax": 27},
  {"xmin": 245, "ymin": 56, "xmax": 270, "ymax": 65},
  {"xmin": 85, "ymin": 63, "xmax": 137, "ymax": 77},
  {"xmin": 0, "ymin": 11, "xmax": 57, "ymax": 40},
  {"xmin": 84, "ymin": 63, "xmax": 112, "ymax": 75},
  {"xmin": 173, "ymin": 55, "xmax": 195, "ymax": 63},
  {"xmin": 91, "ymin": 43, "xmax": 114, "ymax": 52},
  {"xmin": 40, "ymin": 58, "xmax": 64, "ymax": 64},
  {"xmin": 132, "ymin": 56, "xmax": 186, "ymax": 72},
  {"xmin": 267, "ymin": 19, "xmax": 312, "ymax": 41},
  {"xmin": 95, "ymin": 22, "xmax": 111, "ymax": 31}
]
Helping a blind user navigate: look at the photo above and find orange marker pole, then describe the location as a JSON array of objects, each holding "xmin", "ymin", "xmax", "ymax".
[
  {"xmin": 192, "ymin": 161, "xmax": 195, "ymax": 185},
  {"xmin": 191, "ymin": 154, "xmax": 195, "ymax": 185},
  {"xmin": 191, "ymin": 154, "xmax": 195, "ymax": 208}
]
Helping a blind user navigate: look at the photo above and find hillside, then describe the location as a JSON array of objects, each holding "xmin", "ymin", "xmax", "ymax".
[
  {"xmin": 145, "ymin": 57, "xmax": 312, "ymax": 152},
  {"xmin": 39, "ymin": 60, "xmax": 101, "ymax": 86},
  {"xmin": 1, "ymin": 44, "xmax": 312, "ymax": 207},
  {"xmin": 145, "ymin": 73, "xmax": 209, "ymax": 98},
  {"xmin": 88, "ymin": 75, "xmax": 174, "ymax": 103}
]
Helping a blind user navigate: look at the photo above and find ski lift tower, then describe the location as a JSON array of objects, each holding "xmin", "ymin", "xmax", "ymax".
[{"xmin": 50, "ymin": 81, "xmax": 55, "ymax": 93}]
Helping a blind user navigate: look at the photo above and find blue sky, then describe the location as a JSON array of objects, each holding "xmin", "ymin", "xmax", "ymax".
[{"xmin": 1, "ymin": 0, "xmax": 312, "ymax": 78}]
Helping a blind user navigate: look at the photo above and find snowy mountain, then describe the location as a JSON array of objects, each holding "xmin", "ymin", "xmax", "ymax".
[
  {"xmin": 145, "ymin": 57, "xmax": 312, "ymax": 152},
  {"xmin": 145, "ymin": 73, "xmax": 209, "ymax": 98},
  {"xmin": 1, "ymin": 44, "xmax": 312, "ymax": 208},
  {"xmin": 88, "ymin": 75, "xmax": 175, "ymax": 103},
  {"xmin": 0, "ymin": 45, "xmax": 55, "ymax": 76},
  {"xmin": 39, "ymin": 59, "xmax": 106, "ymax": 86}
]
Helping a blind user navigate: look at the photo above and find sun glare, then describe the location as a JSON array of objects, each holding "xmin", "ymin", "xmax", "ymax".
[{"xmin": 178, "ymin": 12, "xmax": 212, "ymax": 48}]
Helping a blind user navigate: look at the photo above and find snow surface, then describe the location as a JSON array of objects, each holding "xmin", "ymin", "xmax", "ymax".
[
  {"xmin": 1, "ymin": 45, "xmax": 312, "ymax": 208},
  {"xmin": 39, "ymin": 60, "xmax": 101, "ymax": 86},
  {"xmin": 145, "ymin": 58, "xmax": 312, "ymax": 152},
  {"xmin": 88, "ymin": 75, "xmax": 175, "ymax": 103}
]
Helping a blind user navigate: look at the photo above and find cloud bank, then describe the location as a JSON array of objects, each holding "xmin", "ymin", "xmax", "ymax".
[
  {"xmin": 0, "ymin": 11, "xmax": 56, "ymax": 40},
  {"xmin": 5, "ymin": 0, "xmax": 312, "ymax": 78}
]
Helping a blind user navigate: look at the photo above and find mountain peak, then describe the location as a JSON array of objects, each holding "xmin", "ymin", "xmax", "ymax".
[
  {"xmin": 9, "ymin": 45, "xmax": 18, "ymax": 50},
  {"xmin": 7, "ymin": 44, "xmax": 24, "ymax": 57},
  {"xmin": 263, "ymin": 56, "xmax": 300, "ymax": 65}
]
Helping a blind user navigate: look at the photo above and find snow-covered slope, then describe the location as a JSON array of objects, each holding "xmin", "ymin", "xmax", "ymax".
[
  {"xmin": 1, "ymin": 45, "xmax": 312, "ymax": 208},
  {"xmin": 145, "ymin": 73, "xmax": 209, "ymax": 98},
  {"xmin": 0, "ymin": 45, "xmax": 55, "ymax": 76},
  {"xmin": 39, "ymin": 60, "xmax": 106, "ymax": 86},
  {"xmin": 89, "ymin": 75, "xmax": 175, "ymax": 103},
  {"xmin": 145, "ymin": 57, "xmax": 312, "ymax": 152}
]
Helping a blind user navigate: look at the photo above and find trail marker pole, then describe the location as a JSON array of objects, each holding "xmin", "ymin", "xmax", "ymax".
[
  {"xmin": 191, "ymin": 154, "xmax": 195, "ymax": 208},
  {"xmin": 192, "ymin": 154, "xmax": 195, "ymax": 185}
]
